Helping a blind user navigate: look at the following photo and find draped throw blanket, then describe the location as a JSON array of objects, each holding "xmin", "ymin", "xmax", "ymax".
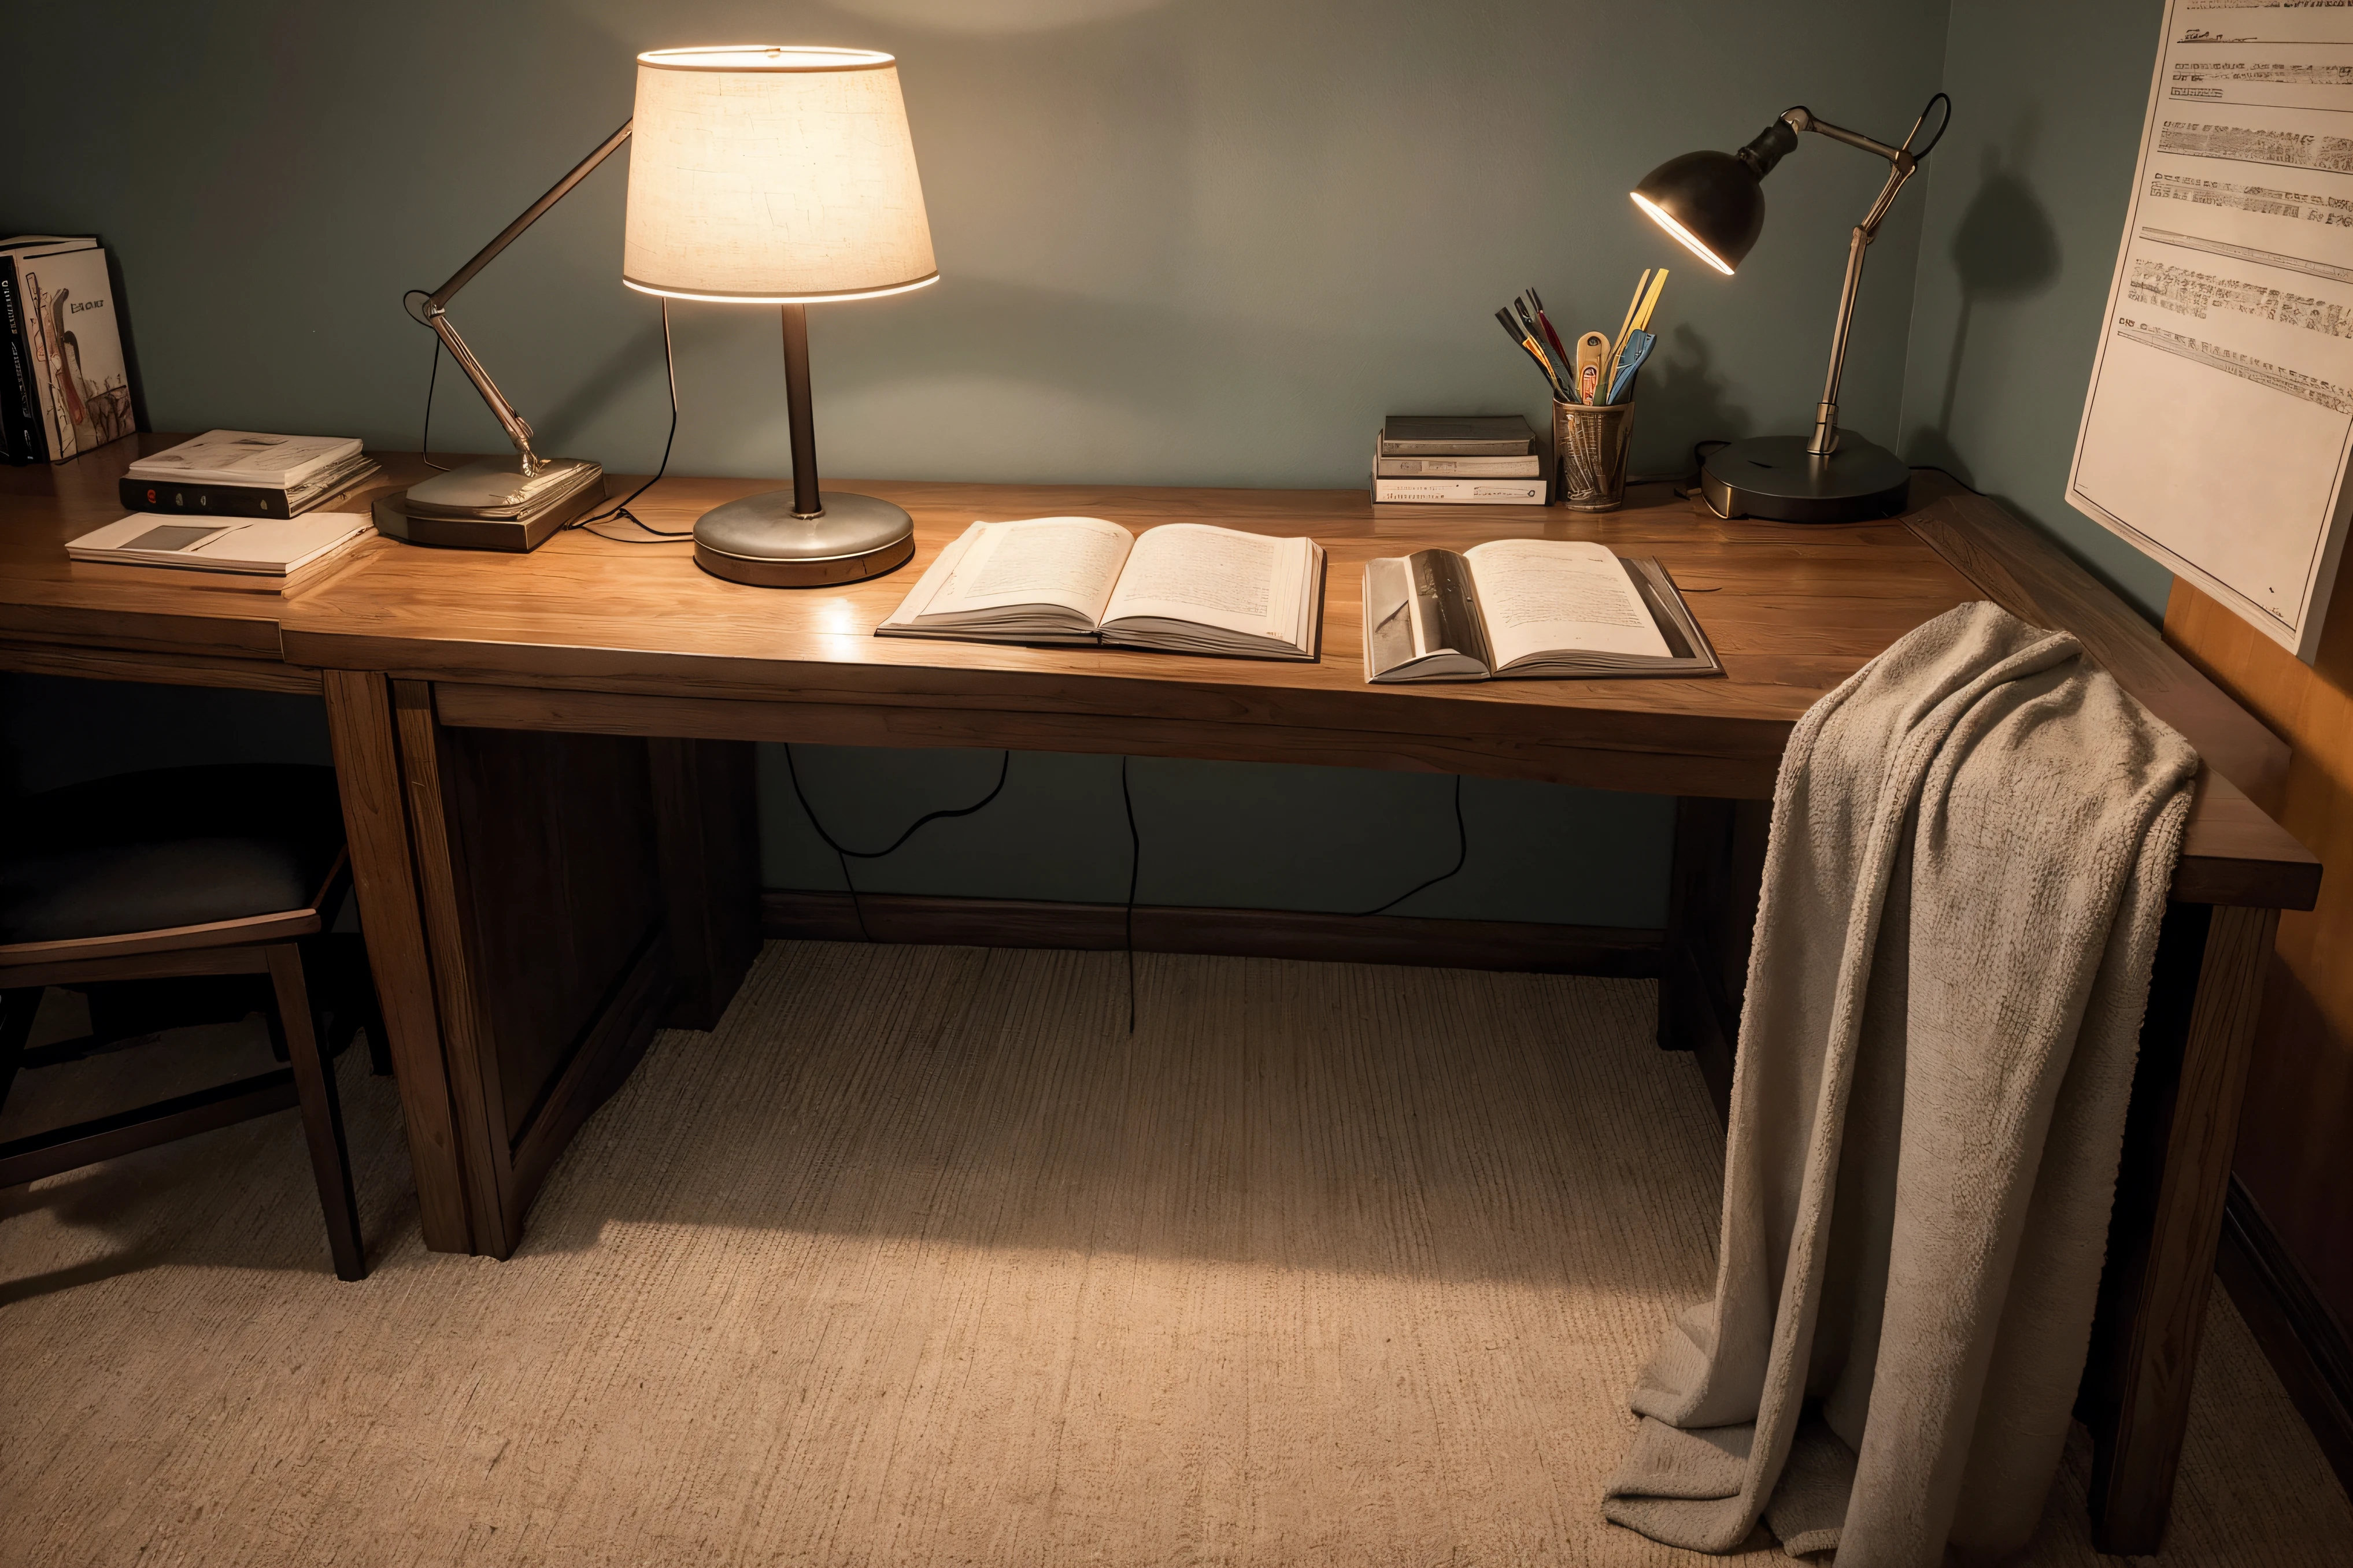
[{"xmin": 1604, "ymin": 602, "xmax": 2198, "ymax": 1563}]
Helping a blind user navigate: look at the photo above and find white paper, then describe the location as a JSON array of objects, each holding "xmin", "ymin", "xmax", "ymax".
[
  {"xmin": 1102, "ymin": 523, "xmax": 1301, "ymax": 637},
  {"xmin": 1463, "ymin": 539, "xmax": 1669, "ymax": 669},
  {"xmin": 2069, "ymin": 0, "xmax": 2353, "ymax": 659},
  {"xmin": 919, "ymin": 516, "xmax": 1133, "ymax": 622}
]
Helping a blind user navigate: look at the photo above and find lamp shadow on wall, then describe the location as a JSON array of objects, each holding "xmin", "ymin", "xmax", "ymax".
[
  {"xmin": 1636, "ymin": 325, "xmax": 1749, "ymax": 478},
  {"xmin": 1906, "ymin": 127, "xmax": 2062, "ymax": 482}
]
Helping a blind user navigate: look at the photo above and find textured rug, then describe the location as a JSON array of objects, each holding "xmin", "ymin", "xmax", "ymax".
[{"xmin": 0, "ymin": 941, "xmax": 2346, "ymax": 1566}]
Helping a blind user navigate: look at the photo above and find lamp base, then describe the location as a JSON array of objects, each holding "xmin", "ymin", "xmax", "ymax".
[
  {"xmin": 693, "ymin": 488, "xmax": 916, "ymax": 587},
  {"xmin": 1700, "ymin": 435, "xmax": 1910, "ymax": 523},
  {"xmin": 373, "ymin": 457, "xmax": 608, "ymax": 553}
]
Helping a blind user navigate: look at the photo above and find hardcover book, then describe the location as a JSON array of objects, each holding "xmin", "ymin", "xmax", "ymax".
[
  {"xmin": 4, "ymin": 238, "xmax": 132, "ymax": 462},
  {"xmin": 1378, "ymin": 414, "xmax": 1537, "ymax": 456},
  {"xmin": 1362, "ymin": 538, "xmax": 1719, "ymax": 681},
  {"xmin": 880, "ymin": 517, "xmax": 1325, "ymax": 659}
]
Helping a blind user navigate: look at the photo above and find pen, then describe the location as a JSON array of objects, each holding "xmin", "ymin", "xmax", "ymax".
[
  {"xmin": 1494, "ymin": 309, "xmax": 1568, "ymax": 398},
  {"xmin": 1527, "ymin": 287, "xmax": 1571, "ymax": 365},
  {"xmin": 1514, "ymin": 298, "xmax": 1567, "ymax": 382}
]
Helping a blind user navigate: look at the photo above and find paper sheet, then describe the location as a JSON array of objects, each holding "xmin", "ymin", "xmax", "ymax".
[{"xmin": 2069, "ymin": 0, "xmax": 2353, "ymax": 659}]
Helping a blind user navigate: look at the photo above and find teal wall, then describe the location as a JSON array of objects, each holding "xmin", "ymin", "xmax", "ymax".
[
  {"xmin": 6, "ymin": 0, "xmax": 2011, "ymax": 927},
  {"xmin": 1896, "ymin": 0, "xmax": 2172, "ymax": 616}
]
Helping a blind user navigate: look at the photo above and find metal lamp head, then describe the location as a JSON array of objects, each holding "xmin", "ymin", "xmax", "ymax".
[{"xmin": 1629, "ymin": 118, "xmax": 1799, "ymax": 276}]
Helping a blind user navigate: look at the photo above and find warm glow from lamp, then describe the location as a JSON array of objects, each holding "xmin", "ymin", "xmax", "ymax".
[
  {"xmin": 1630, "ymin": 191, "xmax": 1737, "ymax": 276},
  {"xmin": 623, "ymin": 45, "xmax": 939, "ymax": 304}
]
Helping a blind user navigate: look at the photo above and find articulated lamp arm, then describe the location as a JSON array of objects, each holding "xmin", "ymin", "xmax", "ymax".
[
  {"xmin": 1748, "ymin": 97, "xmax": 1948, "ymax": 457},
  {"xmin": 412, "ymin": 119, "xmax": 634, "ymax": 475}
]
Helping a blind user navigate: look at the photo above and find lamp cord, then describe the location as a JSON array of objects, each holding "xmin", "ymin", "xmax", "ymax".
[
  {"xmin": 1903, "ymin": 92, "xmax": 1953, "ymax": 162},
  {"xmin": 399, "ymin": 288, "xmax": 688, "ymax": 538},
  {"xmin": 571, "ymin": 298, "xmax": 690, "ymax": 540},
  {"xmin": 782, "ymin": 744, "xmax": 1015, "ymax": 943},
  {"xmin": 1349, "ymin": 774, "xmax": 1468, "ymax": 917},
  {"xmin": 402, "ymin": 290, "xmax": 452, "ymax": 473}
]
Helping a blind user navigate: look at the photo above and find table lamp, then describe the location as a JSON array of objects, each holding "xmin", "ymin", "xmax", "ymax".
[
  {"xmin": 1631, "ymin": 94, "xmax": 1948, "ymax": 522},
  {"xmin": 385, "ymin": 45, "xmax": 936, "ymax": 580},
  {"xmin": 624, "ymin": 45, "xmax": 938, "ymax": 586}
]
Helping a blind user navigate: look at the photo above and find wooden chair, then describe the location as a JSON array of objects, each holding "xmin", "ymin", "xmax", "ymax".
[{"xmin": 0, "ymin": 763, "xmax": 368, "ymax": 1280}]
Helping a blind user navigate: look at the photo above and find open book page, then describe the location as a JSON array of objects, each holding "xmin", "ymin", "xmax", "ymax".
[
  {"xmin": 1462, "ymin": 539, "xmax": 1669, "ymax": 670},
  {"xmin": 913, "ymin": 516, "xmax": 1134, "ymax": 624},
  {"xmin": 1101, "ymin": 524, "xmax": 1305, "ymax": 639}
]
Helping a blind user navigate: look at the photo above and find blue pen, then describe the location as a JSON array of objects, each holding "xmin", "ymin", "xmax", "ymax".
[{"xmin": 1607, "ymin": 329, "xmax": 1656, "ymax": 404}]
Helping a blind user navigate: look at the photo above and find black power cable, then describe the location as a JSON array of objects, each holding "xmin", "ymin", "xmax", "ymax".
[
  {"xmin": 782, "ymin": 745, "xmax": 1014, "ymax": 941},
  {"xmin": 399, "ymin": 288, "xmax": 687, "ymax": 539},
  {"xmin": 1349, "ymin": 774, "xmax": 1468, "ymax": 917}
]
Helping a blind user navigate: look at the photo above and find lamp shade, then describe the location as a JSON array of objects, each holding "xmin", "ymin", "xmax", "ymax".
[
  {"xmin": 1630, "ymin": 151, "xmax": 1764, "ymax": 275},
  {"xmin": 623, "ymin": 46, "xmax": 938, "ymax": 303}
]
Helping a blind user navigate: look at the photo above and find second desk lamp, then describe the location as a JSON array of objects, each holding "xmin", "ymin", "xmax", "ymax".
[
  {"xmin": 1631, "ymin": 93, "xmax": 1950, "ymax": 522},
  {"xmin": 391, "ymin": 45, "xmax": 938, "ymax": 585}
]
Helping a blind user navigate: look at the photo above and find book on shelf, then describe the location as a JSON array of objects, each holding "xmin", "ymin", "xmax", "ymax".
[
  {"xmin": 1378, "ymin": 414, "xmax": 1538, "ymax": 456},
  {"xmin": 1, "ymin": 236, "xmax": 133, "ymax": 463},
  {"xmin": 0, "ymin": 258, "xmax": 41, "ymax": 465},
  {"xmin": 120, "ymin": 430, "xmax": 382, "ymax": 518},
  {"xmin": 66, "ymin": 510, "xmax": 375, "ymax": 592},
  {"xmin": 880, "ymin": 516, "xmax": 1325, "ymax": 660},
  {"xmin": 1362, "ymin": 538, "xmax": 1720, "ymax": 682}
]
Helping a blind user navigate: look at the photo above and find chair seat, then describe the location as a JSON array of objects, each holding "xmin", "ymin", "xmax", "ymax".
[{"xmin": 2, "ymin": 765, "xmax": 345, "ymax": 944}]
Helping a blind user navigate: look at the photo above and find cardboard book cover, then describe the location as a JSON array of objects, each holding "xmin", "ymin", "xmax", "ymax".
[{"xmin": 16, "ymin": 245, "xmax": 132, "ymax": 462}]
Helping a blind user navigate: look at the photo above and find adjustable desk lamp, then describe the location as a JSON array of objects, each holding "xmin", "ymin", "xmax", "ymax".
[
  {"xmin": 1631, "ymin": 94, "xmax": 1949, "ymax": 522},
  {"xmin": 390, "ymin": 45, "xmax": 938, "ymax": 585}
]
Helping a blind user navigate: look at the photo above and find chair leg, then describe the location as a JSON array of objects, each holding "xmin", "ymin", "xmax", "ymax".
[
  {"xmin": 264, "ymin": 945, "xmax": 366, "ymax": 1281},
  {"xmin": 0, "ymin": 988, "xmax": 40, "ymax": 1113}
]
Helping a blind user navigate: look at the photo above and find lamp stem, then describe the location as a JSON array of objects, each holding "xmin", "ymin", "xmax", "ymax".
[
  {"xmin": 780, "ymin": 304, "xmax": 823, "ymax": 518},
  {"xmin": 1805, "ymin": 153, "xmax": 1915, "ymax": 459}
]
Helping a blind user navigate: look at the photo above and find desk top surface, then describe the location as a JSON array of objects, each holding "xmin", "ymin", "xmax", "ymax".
[{"xmin": 0, "ymin": 436, "xmax": 2318, "ymax": 907}]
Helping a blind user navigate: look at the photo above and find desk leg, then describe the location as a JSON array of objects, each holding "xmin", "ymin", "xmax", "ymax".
[
  {"xmin": 1658, "ymin": 796, "xmax": 1769, "ymax": 1125},
  {"xmin": 2079, "ymin": 899, "xmax": 2277, "ymax": 1553},
  {"xmin": 321, "ymin": 670, "xmax": 472, "ymax": 1253},
  {"xmin": 391, "ymin": 680, "xmax": 676, "ymax": 1258},
  {"xmin": 649, "ymin": 737, "xmax": 760, "ymax": 1030}
]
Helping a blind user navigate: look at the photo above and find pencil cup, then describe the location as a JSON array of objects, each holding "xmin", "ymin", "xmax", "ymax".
[{"xmin": 1553, "ymin": 399, "xmax": 1634, "ymax": 512}]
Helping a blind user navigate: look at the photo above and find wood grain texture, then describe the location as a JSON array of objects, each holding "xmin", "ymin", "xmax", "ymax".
[
  {"xmin": 2084, "ymin": 902, "xmax": 2280, "ymax": 1554},
  {"xmin": 0, "ymin": 432, "xmax": 406, "ymax": 664},
  {"xmin": 0, "ymin": 908, "xmax": 321, "ymax": 963},
  {"xmin": 321, "ymin": 670, "xmax": 471, "ymax": 1254},
  {"xmin": 2168, "ymin": 576, "xmax": 2353, "ymax": 1342},
  {"xmin": 760, "ymin": 889, "xmax": 1664, "ymax": 978},
  {"xmin": 0, "ymin": 638, "xmax": 321, "ymax": 694},
  {"xmin": 391, "ymin": 679, "xmax": 511, "ymax": 1256}
]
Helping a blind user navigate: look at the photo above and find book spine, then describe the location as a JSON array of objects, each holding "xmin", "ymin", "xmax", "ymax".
[
  {"xmin": 1374, "ymin": 455, "xmax": 1542, "ymax": 477},
  {"xmin": 119, "ymin": 476, "xmax": 295, "ymax": 520},
  {"xmin": 0, "ymin": 260, "xmax": 42, "ymax": 463},
  {"xmin": 1371, "ymin": 478, "xmax": 1548, "ymax": 504}
]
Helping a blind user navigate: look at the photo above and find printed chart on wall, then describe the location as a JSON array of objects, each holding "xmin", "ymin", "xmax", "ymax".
[{"xmin": 2070, "ymin": 0, "xmax": 2353, "ymax": 661}]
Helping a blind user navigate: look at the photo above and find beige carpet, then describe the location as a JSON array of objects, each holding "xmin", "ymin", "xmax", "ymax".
[{"xmin": 1, "ymin": 941, "xmax": 2347, "ymax": 1567}]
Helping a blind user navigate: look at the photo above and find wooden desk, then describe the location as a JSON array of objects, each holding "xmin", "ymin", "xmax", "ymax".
[{"xmin": 3, "ymin": 444, "xmax": 2319, "ymax": 1553}]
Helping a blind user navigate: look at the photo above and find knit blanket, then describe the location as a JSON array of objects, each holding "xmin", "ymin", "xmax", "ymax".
[{"xmin": 1604, "ymin": 602, "xmax": 2197, "ymax": 1563}]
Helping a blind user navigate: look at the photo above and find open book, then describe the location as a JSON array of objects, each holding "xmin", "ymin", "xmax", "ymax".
[
  {"xmin": 880, "ymin": 517, "xmax": 1326, "ymax": 660},
  {"xmin": 1363, "ymin": 538, "xmax": 1720, "ymax": 681}
]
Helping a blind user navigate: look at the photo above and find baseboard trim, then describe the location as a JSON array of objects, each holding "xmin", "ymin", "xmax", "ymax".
[
  {"xmin": 760, "ymin": 889, "xmax": 1662, "ymax": 978},
  {"xmin": 2215, "ymin": 1173, "xmax": 2353, "ymax": 1499}
]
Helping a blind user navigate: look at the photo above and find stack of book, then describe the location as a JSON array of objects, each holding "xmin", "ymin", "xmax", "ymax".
[
  {"xmin": 2, "ymin": 235, "xmax": 134, "ymax": 465},
  {"xmin": 121, "ymin": 431, "xmax": 382, "ymax": 519},
  {"xmin": 1371, "ymin": 414, "xmax": 1548, "ymax": 506}
]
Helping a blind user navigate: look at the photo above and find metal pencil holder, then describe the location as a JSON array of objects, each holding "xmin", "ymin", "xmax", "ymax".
[{"xmin": 1553, "ymin": 399, "xmax": 1635, "ymax": 512}]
